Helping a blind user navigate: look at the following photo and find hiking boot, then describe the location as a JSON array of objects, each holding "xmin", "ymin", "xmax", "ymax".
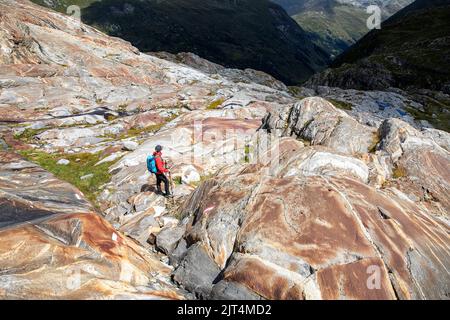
[{"xmin": 164, "ymin": 193, "xmax": 174, "ymax": 198}]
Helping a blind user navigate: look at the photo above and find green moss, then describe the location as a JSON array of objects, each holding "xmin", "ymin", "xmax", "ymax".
[
  {"xmin": 298, "ymin": 138, "xmax": 311, "ymax": 146},
  {"xmin": 303, "ymin": 119, "xmax": 313, "ymax": 129},
  {"xmin": 206, "ymin": 98, "xmax": 225, "ymax": 110},
  {"xmin": 328, "ymin": 98, "xmax": 353, "ymax": 111},
  {"xmin": 18, "ymin": 149, "xmax": 121, "ymax": 207},
  {"xmin": 105, "ymin": 114, "xmax": 118, "ymax": 122}
]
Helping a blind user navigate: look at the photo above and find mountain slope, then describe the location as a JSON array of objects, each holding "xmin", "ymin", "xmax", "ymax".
[
  {"xmin": 273, "ymin": 0, "xmax": 414, "ymax": 58},
  {"xmin": 276, "ymin": 0, "xmax": 414, "ymax": 16},
  {"xmin": 2, "ymin": 0, "xmax": 450, "ymax": 300},
  {"xmin": 291, "ymin": 2, "xmax": 369, "ymax": 58},
  {"xmin": 31, "ymin": 0, "xmax": 330, "ymax": 85},
  {"xmin": 307, "ymin": 0, "xmax": 450, "ymax": 92}
]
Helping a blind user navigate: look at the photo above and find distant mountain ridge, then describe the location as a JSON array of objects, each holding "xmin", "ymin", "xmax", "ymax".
[
  {"xmin": 305, "ymin": 0, "xmax": 450, "ymax": 131},
  {"xmin": 272, "ymin": 0, "xmax": 414, "ymax": 58},
  {"xmin": 308, "ymin": 0, "xmax": 450, "ymax": 91},
  {"xmin": 274, "ymin": 0, "xmax": 413, "ymax": 16},
  {"xmin": 31, "ymin": 0, "xmax": 330, "ymax": 85}
]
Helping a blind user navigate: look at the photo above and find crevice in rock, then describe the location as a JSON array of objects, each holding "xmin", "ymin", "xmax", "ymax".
[
  {"xmin": 33, "ymin": 224, "xmax": 70, "ymax": 245},
  {"xmin": 309, "ymin": 265, "xmax": 316, "ymax": 275},
  {"xmin": 388, "ymin": 270, "xmax": 401, "ymax": 300},
  {"xmin": 377, "ymin": 206, "xmax": 391, "ymax": 220}
]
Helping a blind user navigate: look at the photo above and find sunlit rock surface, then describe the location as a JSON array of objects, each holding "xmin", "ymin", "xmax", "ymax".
[
  {"xmin": 172, "ymin": 143, "xmax": 449, "ymax": 300},
  {"xmin": 263, "ymin": 97, "xmax": 378, "ymax": 155},
  {"xmin": 0, "ymin": 152, "xmax": 185, "ymax": 299},
  {"xmin": 0, "ymin": 0, "xmax": 449, "ymax": 300},
  {"xmin": 170, "ymin": 100, "xmax": 450, "ymax": 300}
]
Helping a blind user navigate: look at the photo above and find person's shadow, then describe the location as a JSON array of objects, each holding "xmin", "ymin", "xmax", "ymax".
[{"xmin": 141, "ymin": 184, "xmax": 157, "ymax": 193}]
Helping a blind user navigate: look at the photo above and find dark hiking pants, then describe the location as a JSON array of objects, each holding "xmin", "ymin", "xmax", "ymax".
[{"xmin": 156, "ymin": 173, "xmax": 170, "ymax": 195}]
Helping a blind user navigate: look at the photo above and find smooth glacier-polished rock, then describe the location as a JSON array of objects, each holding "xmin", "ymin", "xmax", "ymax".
[{"xmin": 0, "ymin": 152, "xmax": 185, "ymax": 299}]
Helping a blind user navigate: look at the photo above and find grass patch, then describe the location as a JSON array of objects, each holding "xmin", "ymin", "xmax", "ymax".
[
  {"xmin": 328, "ymin": 98, "xmax": 353, "ymax": 111},
  {"xmin": 18, "ymin": 149, "xmax": 121, "ymax": 207},
  {"xmin": 112, "ymin": 113, "xmax": 179, "ymax": 140},
  {"xmin": 392, "ymin": 165, "xmax": 407, "ymax": 179},
  {"xmin": 14, "ymin": 128, "xmax": 48, "ymax": 143},
  {"xmin": 404, "ymin": 95, "xmax": 450, "ymax": 132},
  {"xmin": 118, "ymin": 123, "xmax": 166, "ymax": 139},
  {"xmin": 173, "ymin": 176, "xmax": 182, "ymax": 185},
  {"xmin": 206, "ymin": 98, "xmax": 225, "ymax": 110},
  {"xmin": 288, "ymin": 86, "xmax": 305, "ymax": 99},
  {"xmin": 244, "ymin": 144, "xmax": 251, "ymax": 163}
]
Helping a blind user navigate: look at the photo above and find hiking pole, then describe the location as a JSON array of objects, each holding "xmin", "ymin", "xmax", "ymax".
[
  {"xmin": 168, "ymin": 170, "xmax": 175, "ymax": 197},
  {"xmin": 166, "ymin": 162, "xmax": 175, "ymax": 201}
]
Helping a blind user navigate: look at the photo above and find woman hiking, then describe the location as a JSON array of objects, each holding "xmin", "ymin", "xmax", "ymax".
[{"xmin": 147, "ymin": 145, "xmax": 172, "ymax": 198}]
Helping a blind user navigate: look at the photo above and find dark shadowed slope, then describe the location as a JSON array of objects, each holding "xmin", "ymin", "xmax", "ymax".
[
  {"xmin": 31, "ymin": 0, "xmax": 330, "ymax": 85},
  {"xmin": 307, "ymin": 0, "xmax": 450, "ymax": 92}
]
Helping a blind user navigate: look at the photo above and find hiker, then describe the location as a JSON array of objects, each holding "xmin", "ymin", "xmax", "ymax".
[{"xmin": 147, "ymin": 145, "xmax": 172, "ymax": 197}]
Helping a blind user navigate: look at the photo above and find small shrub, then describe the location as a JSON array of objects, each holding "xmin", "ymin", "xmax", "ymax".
[
  {"xmin": 117, "ymin": 103, "xmax": 128, "ymax": 114},
  {"xmin": 14, "ymin": 128, "xmax": 47, "ymax": 142}
]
